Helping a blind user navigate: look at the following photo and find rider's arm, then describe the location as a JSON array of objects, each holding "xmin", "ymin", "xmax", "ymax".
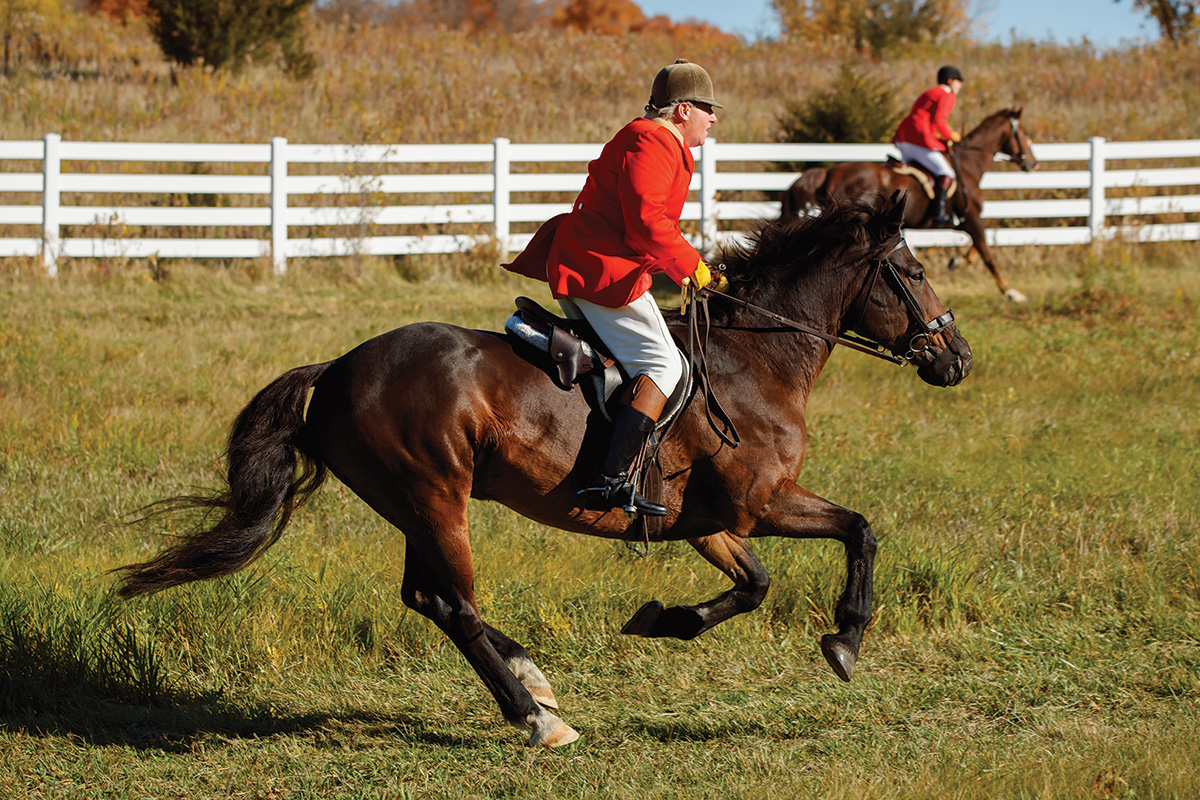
[
  {"xmin": 932, "ymin": 89, "xmax": 959, "ymax": 144},
  {"xmin": 619, "ymin": 127, "xmax": 705, "ymax": 287}
]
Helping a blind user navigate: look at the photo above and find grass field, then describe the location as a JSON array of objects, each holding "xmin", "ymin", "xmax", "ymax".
[{"xmin": 1, "ymin": 242, "xmax": 1197, "ymax": 798}]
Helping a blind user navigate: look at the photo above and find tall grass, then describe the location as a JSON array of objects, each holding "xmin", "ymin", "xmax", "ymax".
[
  {"xmin": 1, "ymin": 243, "xmax": 1197, "ymax": 796},
  {"xmin": 1, "ymin": 13, "xmax": 1199, "ymax": 797}
]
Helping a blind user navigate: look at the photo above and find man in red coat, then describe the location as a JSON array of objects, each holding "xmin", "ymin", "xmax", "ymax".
[
  {"xmin": 504, "ymin": 59, "xmax": 722, "ymax": 517},
  {"xmin": 893, "ymin": 65, "xmax": 964, "ymax": 227}
]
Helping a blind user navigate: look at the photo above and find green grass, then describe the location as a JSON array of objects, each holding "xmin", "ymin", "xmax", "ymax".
[{"xmin": 1, "ymin": 246, "xmax": 1198, "ymax": 798}]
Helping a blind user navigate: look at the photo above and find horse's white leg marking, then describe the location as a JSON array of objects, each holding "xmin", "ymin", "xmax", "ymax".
[{"xmin": 506, "ymin": 655, "xmax": 559, "ymax": 709}]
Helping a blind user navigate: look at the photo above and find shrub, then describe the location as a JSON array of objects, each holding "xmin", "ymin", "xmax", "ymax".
[
  {"xmin": 775, "ymin": 63, "xmax": 903, "ymax": 167},
  {"xmin": 146, "ymin": 0, "xmax": 317, "ymax": 76}
]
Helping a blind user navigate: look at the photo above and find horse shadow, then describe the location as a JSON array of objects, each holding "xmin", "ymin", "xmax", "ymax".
[{"xmin": 0, "ymin": 681, "xmax": 479, "ymax": 752}]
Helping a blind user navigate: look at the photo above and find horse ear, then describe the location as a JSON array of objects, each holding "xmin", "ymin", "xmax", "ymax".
[
  {"xmin": 887, "ymin": 190, "xmax": 908, "ymax": 226},
  {"xmin": 1015, "ymin": 107, "xmax": 1023, "ymax": 118}
]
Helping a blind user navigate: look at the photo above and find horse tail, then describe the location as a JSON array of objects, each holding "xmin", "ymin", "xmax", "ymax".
[{"xmin": 114, "ymin": 361, "xmax": 334, "ymax": 598}]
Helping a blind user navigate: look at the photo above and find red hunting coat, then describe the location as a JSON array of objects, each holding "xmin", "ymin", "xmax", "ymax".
[
  {"xmin": 894, "ymin": 85, "xmax": 957, "ymax": 152},
  {"xmin": 504, "ymin": 117, "xmax": 703, "ymax": 309}
]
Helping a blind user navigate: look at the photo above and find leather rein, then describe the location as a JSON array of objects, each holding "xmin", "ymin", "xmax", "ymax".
[
  {"xmin": 952, "ymin": 117, "xmax": 1034, "ymax": 170},
  {"xmin": 677, "ymin": 240, "xmax": 957, "ymax": 449},
  {"xmin": 687, "ymin": 241, "xmax": 956, "ymax": 367}
]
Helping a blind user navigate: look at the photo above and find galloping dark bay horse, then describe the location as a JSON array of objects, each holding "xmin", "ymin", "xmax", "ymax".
[
  {"xmin": 114, "ymin": 191, "xmax": 972, "ymax": 748},
  {"xmin": 780, "ymin": 108, "xmax": 1038, "ymax": 302}
]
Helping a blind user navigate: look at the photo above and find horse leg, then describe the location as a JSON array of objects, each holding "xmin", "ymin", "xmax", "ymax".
[
  {"xmin": 749, "ymin": 484, "xmax": 877, "ymax": 682},
  {"xmin": 398, "ymin": 518, "xmax": 579, "ymax": 748},
  {"xmin": 960, "ymin": 215, "xmax": 1027, "ymax": 302},
  {"xmin": 946, "ymin": 245, "xmax": 977, "ymax": 272},
  {"xmin": 484, "ymin": 623, "xmax": 560, "ymax": 710},
  {"xmin": 621, "ymin": 531, "xmax": 770, "ymax": 640}
]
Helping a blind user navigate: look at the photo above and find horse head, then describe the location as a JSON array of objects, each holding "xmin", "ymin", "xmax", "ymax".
[
  {"xmin": 715, "ymin": 191, "xmax": 972, "ymax": 388},
  {"xmin": 1003, "ymin": 108, "xmax": 1038, "ymax": 172},
  {"xmin": 851, "ymin": 191, "xmax": 973, "ymax": 387}
]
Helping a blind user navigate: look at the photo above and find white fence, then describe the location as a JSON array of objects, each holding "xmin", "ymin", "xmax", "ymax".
[{"xmin": 2, "ymin": 134, "xmax": 1199, "ymax": 276}]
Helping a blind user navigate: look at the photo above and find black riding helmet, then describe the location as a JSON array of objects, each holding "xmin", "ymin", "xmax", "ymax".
[{"xmin": 937, "ymin": 65, "xmax": 964, "ymax": 85}]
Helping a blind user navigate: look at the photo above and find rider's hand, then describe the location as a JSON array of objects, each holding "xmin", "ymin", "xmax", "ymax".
[
  {"xmin": 688, "ymin": 260, "xmax": 730, "ymax": 293},
  {"xmin": 950, "ymin": 130, "xmax": 962, "ymax": 143},
  {"xmin": 689, "ymin": 260, "xmax": 713, "ymax": 289}
]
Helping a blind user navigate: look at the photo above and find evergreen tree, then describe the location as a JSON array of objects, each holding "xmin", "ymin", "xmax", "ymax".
[
  {"xmin": 776, "ymin": 64, "xmax": 903, "ymax": 170},
  {"xmin": 146, "ymin": 0, "xmax": 316, "ymax": 76}
]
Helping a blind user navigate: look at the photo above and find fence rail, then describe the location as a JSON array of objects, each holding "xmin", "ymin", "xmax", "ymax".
[{"xmin": 2, "ymin": 134, "xmax": 1199, "ymax": 276}]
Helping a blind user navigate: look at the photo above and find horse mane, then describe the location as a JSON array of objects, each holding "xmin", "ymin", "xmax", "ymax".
[
  {"xmin": 708, "ymin": 192, "xmax": 903, "ymax": 326},
  {"xmin": 963, "ymin": 107, "xmax": 1022, "ymax": 143}
]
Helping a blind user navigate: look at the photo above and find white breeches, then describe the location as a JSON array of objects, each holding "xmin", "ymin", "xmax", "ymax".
[
  {"xmin": 895, "ymin": 143, "xmax": 955, "ymax": 179},
  {"xmin": 558, "ymin": 293, "xmax": 684, "ymax": 397}
]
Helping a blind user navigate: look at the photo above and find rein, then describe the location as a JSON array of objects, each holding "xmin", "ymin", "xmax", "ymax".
[
  {"xmin": 673, "ymin": 241, "xmax": 957, "ymax": 452},
  {"xmin": 692, "ymin": 240, "xmax": 954, "ymax": 368},
  {"xmin": 706, "ymin": 288, "xmax": 907, "ymax": 365},
  {"xmin": 952, "ymin": 117, "xmax": 1033, "ymax": 169}
]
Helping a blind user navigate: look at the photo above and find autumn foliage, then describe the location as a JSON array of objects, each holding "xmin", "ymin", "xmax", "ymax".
[
  {"xmin": 771, "ymin": 0, "xmax": 971, "ymax": 54},
  {"xmin": 86, "ymin": 0, "xmax": 149, "ymax": 22},
  {"xmin": 550, "ymin": 0, "xmax": 738, "ymax": 42}
]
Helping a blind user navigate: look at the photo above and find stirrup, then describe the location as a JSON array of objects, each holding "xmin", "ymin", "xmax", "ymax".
[{"xmin": 578, "ymin": 474, "xmax": 667, "ymax": 518}]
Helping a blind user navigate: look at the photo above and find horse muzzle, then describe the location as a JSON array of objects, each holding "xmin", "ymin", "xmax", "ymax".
[
  {"xmin": 915, "ymin": 329, "xmax": 972, "ymax": 387},
  {"xmin": 1018, "ymin": 155, "xmax": 1039, "ymax": 172}
]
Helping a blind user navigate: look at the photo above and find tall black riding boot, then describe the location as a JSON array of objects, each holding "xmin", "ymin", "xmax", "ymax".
[
  {"xmin": 930, "ymin": 176, "xmax": 954, "ymax": 227},
  {"xmin": 580, "ymin": 404, "xmax": 668, "ymax": 517}
]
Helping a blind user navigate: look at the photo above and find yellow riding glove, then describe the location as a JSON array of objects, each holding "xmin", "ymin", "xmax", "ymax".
[
  {"xmin": 950, "ymin": 130, "xmax": 962, "ymax": 143},
  {"xmin": 687, "ymin": 260, "xmax": 729, "ymax": 293}
]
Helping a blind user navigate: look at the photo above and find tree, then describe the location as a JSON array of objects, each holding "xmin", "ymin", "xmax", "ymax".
[
  {"xmin": 146, "ymin": 0, "xmax": 317, "ymax": 76},
  {"xmin": 396, "ymin": 0, "xmax": 555, "ymax": 33},
  {"xmin": 86, "ymin": 0, "xmax": 150, "ymax": 22},
  {"xmin": 1127, "ymin": 0, "xmax": 1200, "ymax": 43},
  {"xmin": 772, "ymin": 0, "xmax": 969, "ymax": 54}
]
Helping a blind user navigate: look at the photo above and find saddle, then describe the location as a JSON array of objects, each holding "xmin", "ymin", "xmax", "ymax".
[
  {"xmin": 504, "ymin": 296, "xmax": 625, "ymax": 415},
  {"xmin": 503, "ymin": 296, "xmax": 692, "ymax": 429},
  {"xmin": 885, "ymin": 156, "xmax": 957, "ymax": 201},
  {"xmin": 504, "ymin": 297, "xmax": 696, "ymax": 544}
]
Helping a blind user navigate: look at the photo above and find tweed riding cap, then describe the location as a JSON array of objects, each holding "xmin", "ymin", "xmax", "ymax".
[{"xmin": 649, "ymin": 59, "xmax": 724, "ymax": 110}]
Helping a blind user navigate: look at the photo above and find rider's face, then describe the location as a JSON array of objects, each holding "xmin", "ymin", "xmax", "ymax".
[
  {"xmin": 947, "ymin": 79, "xmax": 963, "ymax": 96},
  {"xmin": 678, "ymin": 102, "xmax": 718, "ymax": 148}
]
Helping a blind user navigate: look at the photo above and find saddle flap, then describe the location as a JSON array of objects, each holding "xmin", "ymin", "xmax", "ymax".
[{"xmin": 506, "ymin": 297, "xmax": 617, "ymax": 392}]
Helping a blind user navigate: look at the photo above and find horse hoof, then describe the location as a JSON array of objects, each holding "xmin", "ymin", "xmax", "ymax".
[
  {"xmin": 527, "ymin": 713, "xmax": 580, "ymax": 749},
  {"xmin": 620, "ymin": 600, "xmax": 664, "ymax": 636},
  {"xmin": 1004, "ymin": 288, "xmax": 1028, "ymax": 303},
  {"xmin": 821, "ymin": 634, "xmax": 857, "ymax": 683}
]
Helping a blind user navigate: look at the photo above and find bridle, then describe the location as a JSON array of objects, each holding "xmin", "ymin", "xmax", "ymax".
[
  {"xmin": 677, "ymin": 239, "xmax": 957, "ymax": 451},
  {"xmin": 689, "ymin": 240, "xmax": 956, "ymax": 368},
  {"xmin": 955, "ymin": 116, "xmax": 1036, "ymax": 171}
]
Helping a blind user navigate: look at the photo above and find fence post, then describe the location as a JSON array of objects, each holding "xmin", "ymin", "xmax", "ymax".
[
  {"xmin": 270, "ymin": 136, "xmax": 288, "ymax": 274},
  {"xmin": 699, "ymin": 138, "xmax": 718, "ymax": 253},
  {"xmin": 493, "ymin": 137, "xmax": 511, "ymax": 253},
  {"xmin": 1088, "ymin": 136, "xmax": 1107, "ymax": 243},
  {"xmin": 42, "ymin": 133, "xmax": 61, "ymax": 277}
]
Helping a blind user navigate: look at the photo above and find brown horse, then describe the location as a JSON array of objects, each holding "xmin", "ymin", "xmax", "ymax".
[
  {"xmin": 113, "ymin": 191, "xmax": 972, "ymax": 748},
  {"xmin": 780, "ymin": 108, "xmax": 1038, "ymax": 302}
]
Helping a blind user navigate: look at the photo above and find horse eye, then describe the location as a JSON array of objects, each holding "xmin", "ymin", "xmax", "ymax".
[{"xmin": 911, "ymin": 272, "xmax": 925, "ymax": 283}]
